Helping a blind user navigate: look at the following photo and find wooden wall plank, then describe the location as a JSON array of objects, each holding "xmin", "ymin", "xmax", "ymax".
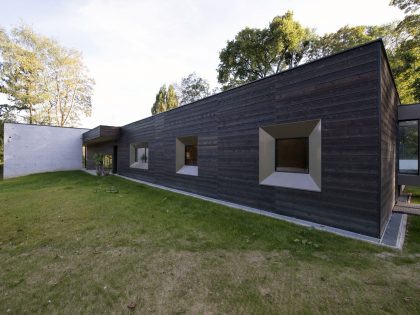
[{"xmin": 379, "ymin": 47, "xmax": 400, "ymax": 235}]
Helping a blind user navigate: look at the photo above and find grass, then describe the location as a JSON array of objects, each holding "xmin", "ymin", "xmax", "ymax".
[
  {"xmin": 400, "ymin": 186, "xmax": 420, "ymax": 254},
  {"xmin": 0, "ymin": 171, "xmax": 419, "ymax": 314}
]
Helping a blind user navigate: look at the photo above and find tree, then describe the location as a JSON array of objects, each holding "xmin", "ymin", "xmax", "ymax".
[
  {"xmin": 0, "ymin": 26, "xmax": 49, "ymax": 124},
  {"xmin": 0, "ymin": 24, "xmax": 94, "ymax": 126},
  {"xmin": 151, "ymin": 85, "xmax": 167, "ymax": 115},
  {"xmin": 44, "ymin": 45, "xmax": 94, "ymax": 126},
  {"xmin": 0, "ymin": 107, "xmax": 16, "ymax": 165},
  {"xmin": 0, "ymin": 122, "xmax": 3, "ymax": 166},
  {"xmin": 217, "ymin": 11, "xmax": 316, "ymax": 90},
  {"xmin": 166, "ymin": 84, "xmax": 179, "ymax": 110},
  {"xmin": 151, "ymin": 84, "xmax": 179, "ymax": 115},
  {"xmin": 176, "ymin": 73, "xmax": 211, "ymax": 105},
  {"xmin": 390, "ymin": 0, "xmax": 419, "ymax": 13},
  {"xmin": 308, "ymin": 25, "xmax": 395, "ymax": 60},
  {"xmin": 390, "ymin": 0, "xmax": 419, "ymax": 103},
  {"xmin": 307, "ymin": 17, "xmax": 418, "ymax": 103}
]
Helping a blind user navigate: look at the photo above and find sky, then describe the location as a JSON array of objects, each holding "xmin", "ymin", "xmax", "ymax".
[{"xmin": 0, "ymin": 0, "xmax": 404, "ymax": 128}]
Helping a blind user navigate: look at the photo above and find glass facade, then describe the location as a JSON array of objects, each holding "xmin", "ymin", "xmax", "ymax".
[
  {"xmin": 399, "ymin": 120, "xmax": 418, "ymax": 174},
  {"xmin": 103, "ymin": 154, "xmax": 113, "ymax": 170}
]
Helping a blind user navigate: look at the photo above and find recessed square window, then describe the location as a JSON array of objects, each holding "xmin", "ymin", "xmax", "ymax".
[
  {"xmin": 176, "ymin": 136, "xmax": 198, "ymax": 176},
  {"xmin": 259, "ymin": 120, "xmax": 321, "ymax": 192},
  {"xmin": 130, "ymin": 142, "xmax": 149, "ymax": 169},
  {"xmin": 275, "ymin": 138, "xmax": 309, "ymax": 173}
]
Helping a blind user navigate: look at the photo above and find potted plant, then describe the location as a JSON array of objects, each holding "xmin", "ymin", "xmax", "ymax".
[
  {"xmin": 103, "ymin": 166, "xmax": 111, "ymax": 176},
  {"xmin": 103, "ymin": 159, "xmax": 112, "ymax": 176},
  {"xmin": 93, "ymin": 153, "xmax": 104, "ymax": 176},
  {"xmin": 141, "ymin": 152, "xmax": 148, "ymax": 164}
]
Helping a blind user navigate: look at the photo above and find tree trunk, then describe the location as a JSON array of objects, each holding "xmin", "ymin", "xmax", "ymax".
[{"xmin": 28, "ymin": 105, "xmax": 33, "ymax": 124}]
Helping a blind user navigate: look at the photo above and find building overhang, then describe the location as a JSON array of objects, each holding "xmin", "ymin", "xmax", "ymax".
[{"xmin": 82, "ymin": 125, "xmax": 120, "ymax": 145}]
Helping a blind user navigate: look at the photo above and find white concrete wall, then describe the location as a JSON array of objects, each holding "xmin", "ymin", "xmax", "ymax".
[{"xmin": 4, "ymin": 123, "xmax": 89, "ymax": 179}]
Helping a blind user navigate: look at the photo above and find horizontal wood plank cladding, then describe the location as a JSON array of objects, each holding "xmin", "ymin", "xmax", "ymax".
[
  {"xmin": 115, "ymin": 41, "xmax": 385, "ymax": 237},
  {"xmin": 83, "ymin": 126, "xmax": 100, "ymax": 143},
  {"xmin": 379, "ymin": 47, "xmax": 399, "ymax": 235},
  {"xmin": 283, "ymin": 44, "xmax": 378, "ymax": 76},
  {"xmin": 83, "ymin": 125, "xmax": 120, "ymax": 144}
]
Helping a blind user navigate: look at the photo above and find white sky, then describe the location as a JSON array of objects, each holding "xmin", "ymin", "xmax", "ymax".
[{"xmin": 0, "ymin": 0, "xmax": 404, "ymax": 128}]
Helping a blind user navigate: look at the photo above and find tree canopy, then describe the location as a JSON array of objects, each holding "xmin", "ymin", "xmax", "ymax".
[
  {"xmin": 390, "ymin": 0, "xmax": 419, "ymax": 103},
  {"xmin": 166, "ymin": 84, "xmax": 179, "ymax": 110},
  {"xmin": 308, "ymin": 24, "xmax": 395, "ymax": 60},
  {"xmin": 390, "ymin": 0, "xmax": 419, "ymax": 13},
  {"xmin": 306, "ymin": 1, "xmax": 418, "ymax": 103},
  {"xmin": 0, "ymin": 24, "xmax": 94, "ymax": 126},
  {"xmin": 216, "ymin": 3, "xmax": 418, "ymax": 103},
  {"xmin": 176, "ymin": 73, "xmax": 211, "ymax": 105},
  {"xmin": 217, "ymin": 11, "xmax": 315, "ymax": 90},
  {"xmin": 151, "ymin": 84, "xmax": 179, "ymax": 115}
]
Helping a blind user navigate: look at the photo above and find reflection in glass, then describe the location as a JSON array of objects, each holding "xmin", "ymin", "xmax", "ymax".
[
  {"xmin": 399, "ymin": 120, "xmax": 418, "ymax": 174},
  {"xmin": 130, "ymin": 143, "xmax": 148, "ymax": 169},
  {"xmin": 185, "ymin": 145, "xmax": 197, "ymax": 166}
]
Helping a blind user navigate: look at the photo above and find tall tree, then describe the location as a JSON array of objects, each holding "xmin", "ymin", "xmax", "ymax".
[
  {"xmin": 166, "ymin": 84, "xmax": 179, "ymax": 110},
  {"xmin": 217, "ymin": 11, "xmax": 316, "ymax": 90},
  {"xmin": 151, "ymin": 85, "xmax": 167, "ymax": 115},
  {"xmin": 151, "ymin": 84, "xmax": 179, "ymax": 115},
  {"xmin": 307, "ymin": 17, "xmax": 418, "ymax": 103},
  {"xmin": 390, "ymin": 0, "xmax": 419, "ymax": 13},
  {"xmin": 308, "ymin": 25, "xmax": 395, "ymax": 60},
  {"xmin": 0, "ymin": 24, "xmax": 94, "ymax": 126},
  {"xmin": 390, "ymin": 0, "xmax": 419, "ymax": 103},
  {"xmin": 176, "ymin": 73, "xmax": 211, "ymax": 105},
  {"xmin": 44, "ymin": 45, "xmax": 94, "ymax": 126},
  {"xmin": 0, "ymin": 26, "xmax": 49, "ymax": 124},
  {"xmin": 0, "ymin": 106, "xmax": 16, "ymax": 165}
]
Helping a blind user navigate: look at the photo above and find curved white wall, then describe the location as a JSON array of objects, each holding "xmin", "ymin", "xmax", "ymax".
[{"xmin": 4, "ymin": 123, "xmax": 89, "ymax": 179}]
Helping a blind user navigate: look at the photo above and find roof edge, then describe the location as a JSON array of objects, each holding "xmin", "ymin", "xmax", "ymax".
[
  {"xmin": 141, "ymin": 39, "xmax": 388, "ymax": 122},
  {"xmin": 3, "ymin": 122, "xmax": 90, "ymax": 130},
  {"xmin": 378, "ymin": 40, "xmax": 401, "ymax": 105}
]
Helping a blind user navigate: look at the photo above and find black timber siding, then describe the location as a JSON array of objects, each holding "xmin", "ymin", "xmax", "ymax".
[
  {"xmin": 117, "ymin": 41, "xmax": 385, "ymax": 237},
  {"xmin": 379, "ymin": 47, "xmax": 400, "ymax": 235},
  {"xmin": 83, "ymin": 126, "xmax": 99, "ymax": 143},
  {"xmin": 83, "ymin": 125, "xmax": 120, "ymax": 144}
]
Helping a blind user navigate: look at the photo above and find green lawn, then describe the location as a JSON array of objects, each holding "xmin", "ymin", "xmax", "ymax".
[{"xmin": 0, "ymin": 171, "xmax": 419, "ymax": 314}]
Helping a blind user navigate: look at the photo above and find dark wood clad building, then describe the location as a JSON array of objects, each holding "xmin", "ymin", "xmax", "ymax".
[{"xmin": 83, "ymin": 40, "xmax": 400, "ymax": 238}]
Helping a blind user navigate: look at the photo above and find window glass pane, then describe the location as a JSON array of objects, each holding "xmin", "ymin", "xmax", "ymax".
[
  {"xmin": 103, "ymin": 154, "xmax": 112, "ymax": 169},
  {"xmin": 276, "ymin": 138, "xmax": 309, "ymax": 173},
  {"xmin": 136, "ymin": 147, "xmax": 148, "ymax": 163},
  {"xmin": 399, "ymin": 120, "xmax": 418, "ymax": 174},
  {"xmin": 185, "ymin": 145, "xmax": 197, "ymax": 166},
  {"xmin": 130, "ymin": 143, "xmax": 148, "ymax": 169}
]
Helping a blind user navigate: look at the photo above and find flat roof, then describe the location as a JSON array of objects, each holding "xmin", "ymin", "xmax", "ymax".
[{"xmin": 124, "ymin": 39, "xmax": 399, "ymax": 128}]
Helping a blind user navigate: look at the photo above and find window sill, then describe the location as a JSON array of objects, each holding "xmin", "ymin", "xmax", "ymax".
[
  {"xmin": 275, "ymin": 167, "xmax": 309, "ymax": 174},
  {"xmin": 176, "ymin": 165, "xmax": 198, "ymax": 176},
  {"xmin": 260, "ymin": 171, "xmax": 321, "ymax": 192},
  {"xmin": 130, "ymin": 162, "xmax": 149, "ymax": 170}
]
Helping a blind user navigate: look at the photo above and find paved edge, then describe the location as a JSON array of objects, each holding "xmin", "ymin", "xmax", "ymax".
[
  {"xmin": 396, "ymin": 214, "xmax": 407, "ymax": 249},
  {"xmin": 82, "ymin": 171, "xmax": 406, "ymax": 249}
]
